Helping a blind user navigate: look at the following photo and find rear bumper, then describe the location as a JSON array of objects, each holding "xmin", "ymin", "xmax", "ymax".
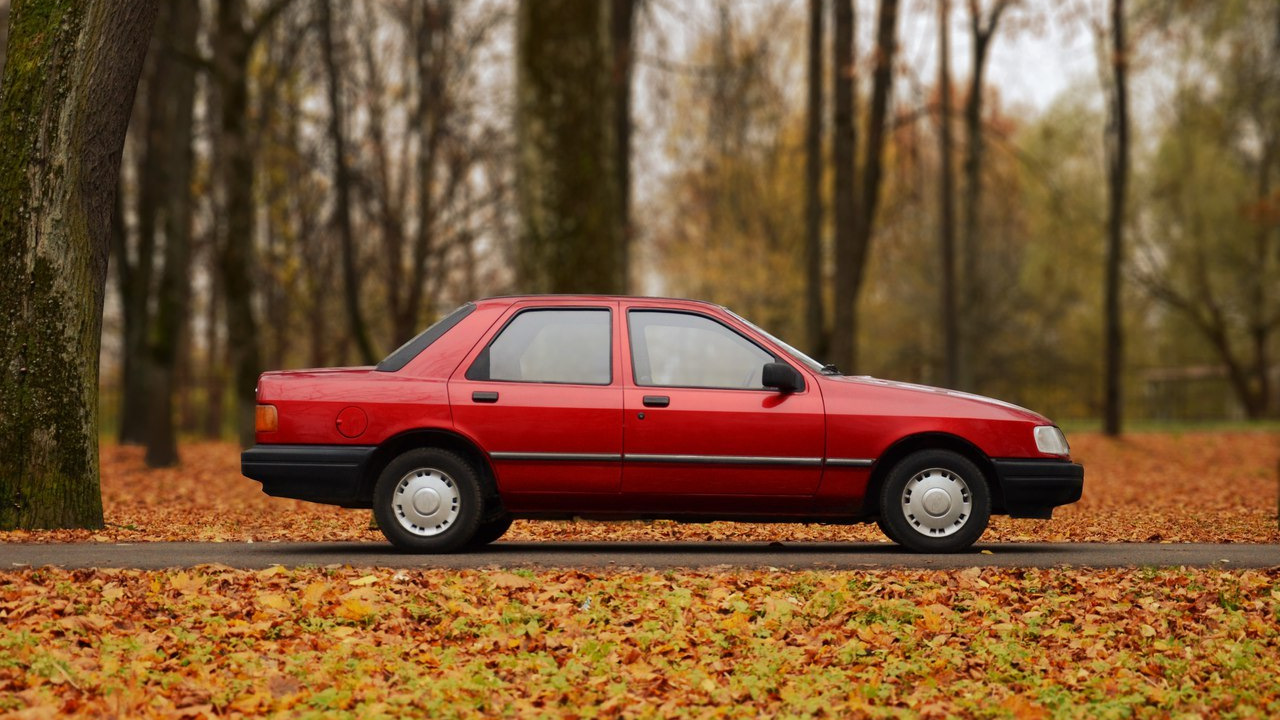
[
  {"xmin": 241, "ymin": 444, "xmax": 376, "ymax": 508},
  {"xmin": 992, "ymin": 459, "xmax": 1084, "ymax": 519}
]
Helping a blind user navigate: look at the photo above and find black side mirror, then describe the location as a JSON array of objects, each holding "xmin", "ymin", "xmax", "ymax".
[{"xmin": 762, "ymin": 362, "xmax": 803, "ymax": 393}]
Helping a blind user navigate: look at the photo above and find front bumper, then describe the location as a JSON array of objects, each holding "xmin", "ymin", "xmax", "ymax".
[
  {"xmin": 992, "ymin": 459, "xmax": 1084, "ymax": 519},
  {"xmin": 241, "ymin": 444, "xmax": 376, "ymax": 508}
]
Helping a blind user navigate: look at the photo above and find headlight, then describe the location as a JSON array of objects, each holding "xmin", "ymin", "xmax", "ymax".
[{"xmin": 1034, "ymin": 425, "xmax": 1069, "ymax": 455}]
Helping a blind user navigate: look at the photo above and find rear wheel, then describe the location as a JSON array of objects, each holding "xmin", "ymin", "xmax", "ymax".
[
  {"xmin": 373, "ymin": 448, "xmax": 483, "ymax": 553},
  {"xmin": 466, "ymin": 514, "xmax": 514, "ymax": 548},
  {"xmin": 877, "ymin": 449, "xmax": 990, "ymax": 553}
]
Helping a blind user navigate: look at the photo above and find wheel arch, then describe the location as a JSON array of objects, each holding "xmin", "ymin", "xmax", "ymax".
[
  {"xmin": 861, "ymin": 432, "xmax": 1003, "ymax": 516},
  {"xmin": 361, "ymin": 428, "xmax": 503, "ymax": 516}
]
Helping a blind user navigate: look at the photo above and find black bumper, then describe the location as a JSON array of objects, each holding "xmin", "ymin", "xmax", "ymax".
[
  {"xmin": 992, "ymin": 459, "xmax": 1084, "ymax": 519},
  {"xmin": 241, "ymin": 444, "xmax": 377, "ymax": 508}
]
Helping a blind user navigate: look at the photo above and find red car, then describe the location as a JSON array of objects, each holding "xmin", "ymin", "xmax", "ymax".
[{"xmin": 242, "ymin": 296, "xmax": 1082, "ymax": 553}]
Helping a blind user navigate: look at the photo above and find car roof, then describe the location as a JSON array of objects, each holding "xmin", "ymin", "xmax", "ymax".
[{"xmin": 475, "ymin": 294, "xmax": 725, "ymax": 311}]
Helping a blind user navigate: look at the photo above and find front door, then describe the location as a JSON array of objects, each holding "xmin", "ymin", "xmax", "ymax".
[
  {"xmin": 449, "ymin": 304, "xmax": 623, "ymax": 498},
  {"xmin": 621, "ymin": 309, "xmax": 825, "ymax": 504}
]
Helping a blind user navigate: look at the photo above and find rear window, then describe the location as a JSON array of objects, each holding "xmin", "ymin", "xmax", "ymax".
[{"xmin": 375, "ymin": 303, "xmax": 476, "ymax": 372}]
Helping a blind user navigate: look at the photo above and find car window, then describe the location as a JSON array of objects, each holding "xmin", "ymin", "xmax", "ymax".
[
  {"xmin": 629, "ymin": 310, "xmax": 775, "ymax": 389},
  {"xmin": 467, "ymin": 308, "xmax": 611, "ymax": 385}
]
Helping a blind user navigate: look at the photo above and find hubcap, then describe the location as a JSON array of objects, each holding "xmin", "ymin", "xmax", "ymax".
[
  {"xmin": 901, "ymin": 467, "xmax": 972, "ymax": 537},
  {"xmin": 393, "ymin": 467, "xmax": 460, "ymax": 537}
]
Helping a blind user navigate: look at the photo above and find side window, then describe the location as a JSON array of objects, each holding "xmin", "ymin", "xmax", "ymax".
[
  {"xmin": 467, "ymin": 309, "xmax": 611, "ymax": 385},
  {"xmin": 629, "ymin": 311, "xmax": 776, "ymax": 389}
]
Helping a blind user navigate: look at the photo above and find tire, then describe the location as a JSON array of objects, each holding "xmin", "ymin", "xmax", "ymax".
[
  {"xmin": 877, "ymin": 449, "xmax": 990, "ymax": 553},
  {"xmin": 373, "ymin": 448, "xmax": 484, "ymax": 553},
  {"xmin": 466, "ymin": 514, "xmax": 514, "ymax": 548}
]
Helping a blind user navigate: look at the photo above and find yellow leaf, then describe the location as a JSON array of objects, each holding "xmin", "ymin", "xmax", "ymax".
[
  {"xmin": 337, "ymin": 597, "xmax": 376, "ymax": 621},
  {"xmin": 257, "ymin": 592, "xmax": 291, "ymax": 612},
  {"xmin": 491, "ymin": 572, "xmax": 533, "ymax": 589},
  {"xmin": 170, "ymin": 572, "xmax": 202, "ymax": 593},
  {"xmin": 257, "ymin": 565, "xmax": 284, "ymax": 579},
  {"xmin": 350, "ymin": 574, "xmax": 379, "ymax": 587}
]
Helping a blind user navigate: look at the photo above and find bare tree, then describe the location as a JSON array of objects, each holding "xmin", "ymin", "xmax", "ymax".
[
  {"xmin": 319, "ymin": 0, "xmax": 378, "ymax": 364},
  {"xmin": 0, "ymin": 0, "xmax": 158, "ymax": 529},
  {"xmin": 1102, "ymin": 0, "xmax": 1128, "ymax": 436},
  {"xmin": 805, "ymin": 0, "xmax": 826, "ymax": 356},
  {"xmin": 958, "ymin": 0, "xmax": 1014, "ymax": 390},
  {"xmin": 831, "ymin": 0, "xmax": 901, "ymax": 373},
  {"xmin": 830, "ymin": 0, "xmax": 857, "ymax": 372},
  {"xmin": 938, "ymin": 0, "xmax": 960, "ymax": 388}
]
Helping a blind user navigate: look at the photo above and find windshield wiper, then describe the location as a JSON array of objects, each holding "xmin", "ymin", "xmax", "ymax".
[{"xmin": 820, "ymin": 363, "xmax": 842, "ymax": 375}]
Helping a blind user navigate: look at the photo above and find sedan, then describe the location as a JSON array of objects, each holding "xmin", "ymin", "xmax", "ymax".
[{"xmin": 242, "ymin": 295, "xmax": 1083, "ymax": 553}]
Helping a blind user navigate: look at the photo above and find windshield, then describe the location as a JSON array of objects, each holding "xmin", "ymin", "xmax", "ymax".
[{"xmin": 724, "ymin": 308, "xmax": 834, "ymax": 374}]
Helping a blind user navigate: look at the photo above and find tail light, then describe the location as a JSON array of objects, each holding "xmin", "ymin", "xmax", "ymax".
[{"xmin": 255, "ymin": 405, "xmax": 278, "ymax": 433}]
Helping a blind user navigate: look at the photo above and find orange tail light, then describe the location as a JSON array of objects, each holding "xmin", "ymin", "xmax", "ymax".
[{"xmin": 255, "ymin": 404, "xmax": 278, "ymax": 433}]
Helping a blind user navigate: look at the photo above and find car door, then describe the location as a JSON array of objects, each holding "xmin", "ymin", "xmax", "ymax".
[
  {"xmin": 621, "ymin": 307, "xmax": 825, "ymax": 502},
  {"xmin": 449, "ymin": 303, "xmax": 623, "ymax": 499}
]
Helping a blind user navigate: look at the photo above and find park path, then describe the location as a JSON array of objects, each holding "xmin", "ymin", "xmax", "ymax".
[{"xmin": 1, "ymin": 541, "xmax": 1277, "ymax": 570}]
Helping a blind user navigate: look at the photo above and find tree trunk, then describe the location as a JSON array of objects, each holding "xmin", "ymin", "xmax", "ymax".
[
  {"xmin": 320, "ymin": 0, "xmax": 377, "ymax": 365},
  {"xmin": 516, "ymin": 0, "xmax": 624, "ymax": 294},
  {"xmin": 613, "ymin": 0, "xmax": 637, "ymax": 294},
  {"xmin": 144, "ymin": 0, "xmax": 200, "ymax": 467},
  {"xmin": 938, "ymin": 0, "xmax": 959, "ymax": 388},
  {"xmin": 804, "ymin": 0, "xmax": 826, "ymax": 357},
  {"xmin": 0, "ymin": 0, "xmax": 158, "ymax": 529},
  {"xmin": 830, "ymin": 0, "xmax": 858, "ymax": 372},
  {"xmin": 958, "ymin": 0, "xmax": 1009, "ymax": 391},
  {"xmin": 833, "ymin": 0, "xmax": 899, "ymax": 374},
  {"xmin": 1102, "ymin": 0, "xmax": 1128, "ymax": 436}
]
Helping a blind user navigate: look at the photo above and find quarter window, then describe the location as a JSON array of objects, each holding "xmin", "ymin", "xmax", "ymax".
[
  {"xmin": 467, "ymin": 309, "xmax": 611, "ymax": 385},
  {"xmin": 629, "ymin": 311, "xmax": 776, "ymax": 389}
]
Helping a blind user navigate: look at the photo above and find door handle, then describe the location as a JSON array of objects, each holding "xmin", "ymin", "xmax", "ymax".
[
  {"xmin": 472, "ymin": 391, "xmax": 499, "ymax": 403},
  {"xmin": 642, "ymin": 395, "xmax": 670, "ymax": 408}
]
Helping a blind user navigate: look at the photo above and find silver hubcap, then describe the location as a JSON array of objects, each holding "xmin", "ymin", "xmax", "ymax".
[
  {"xmin": 901, "ymin": 467, "xmax": 972, "ymax": 537},
  {"xmin": 393, "ymin": 467, "xmax": 460, "ymax": 537}
]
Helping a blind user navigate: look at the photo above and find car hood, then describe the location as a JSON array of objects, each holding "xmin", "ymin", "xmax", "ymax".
[{"xmin": 824, "ymin": 375, "xmax": 1052, "ymax": 424}]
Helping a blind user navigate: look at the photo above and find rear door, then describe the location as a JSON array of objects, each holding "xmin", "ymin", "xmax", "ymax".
[
  {"xmin": 621, "ymin": 307, "xmax": 825, "ymax": 503},
  {"xmin": 449, "ymin": 302, "xmax": 623, "ymax": 498}
]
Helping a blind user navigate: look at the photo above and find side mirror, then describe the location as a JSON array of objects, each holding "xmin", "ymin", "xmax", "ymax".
[{"xmin": 762, "ymin": 362, "xmax": 803, "ymax": 393}]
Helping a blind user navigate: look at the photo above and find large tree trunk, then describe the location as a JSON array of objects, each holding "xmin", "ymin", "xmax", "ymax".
[
  {"xmin": 938, "ymin": 0, "xmax": 959, "ymax": 388},
  {"xmin": 516, "ymin": 0, "xmax": 625, "ymax": 294},
  {"xmin": 1102, "ymin": 0, "xmax": 1128, "ymax": 436},
  {"xmin": 144, "ymin": 0, "xmax": 200, "ymax": 467},
  {"xmin": 830, "ymin": 0, "xmax": 858, "ymax": 372},
  {"xmin": 804, "ymin": 0, "xmax": 826, "ymax": 357},
  {"xmin": 0, "ymin": 0, "xmax": 158, "ymax": 529},
  {"xmin": 613, "ymin": 0, "xmax": 637, "ymax": 294},
  {"xmin": 320, "ymin": 0, "xmax": 377, "ymax": 365}
]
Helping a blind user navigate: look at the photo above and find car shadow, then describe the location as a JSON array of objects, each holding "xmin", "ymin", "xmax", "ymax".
[{"xmin": 245, "ymin": 540, "xmax": 1072, "ymax": 558}]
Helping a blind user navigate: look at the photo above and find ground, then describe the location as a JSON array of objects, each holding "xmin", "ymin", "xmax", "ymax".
[{"xmin": 1, "ymin": 430, "xmax": 1277, "ymax": 717}]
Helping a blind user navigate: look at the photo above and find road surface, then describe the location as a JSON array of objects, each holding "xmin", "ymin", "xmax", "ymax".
[{"xmin": 1, "ymin": 541, "xmax": 1276, "ymax": 570}]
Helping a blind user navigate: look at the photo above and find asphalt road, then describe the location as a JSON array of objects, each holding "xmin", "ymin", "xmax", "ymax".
[{"xmin": 1, "ymin": 541, "xmax": 1276, "ymax": 570}]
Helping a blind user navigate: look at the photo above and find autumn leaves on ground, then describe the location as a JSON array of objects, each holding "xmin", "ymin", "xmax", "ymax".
[{"xmin": 2, "ymin": 431, "xmax": 1278, "ymax": 718}]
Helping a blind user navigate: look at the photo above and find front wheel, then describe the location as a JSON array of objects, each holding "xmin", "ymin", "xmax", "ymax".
[
  {"xmin": 877, "ymin": 449, "xmax": 991, "ymax": 553},
  {"xmin": 373, "ymin": 448, "xmax": 483, "ymax": 553}
]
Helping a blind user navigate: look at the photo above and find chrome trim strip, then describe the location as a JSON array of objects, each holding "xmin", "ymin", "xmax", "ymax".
[
  {"xmin": 489, "ymin": 451, "xmax": 875, "ymax": 468},
  {"xmin": 490, "ymin": 452, "xmax": 622, "ymax": 462},
  {"xmin": 624, "ymin": 454, "xmax": 823, "ymax": 466},
  {"xmin": 825, "ymin": 458, "xmax": 876, "ymax": 467}
]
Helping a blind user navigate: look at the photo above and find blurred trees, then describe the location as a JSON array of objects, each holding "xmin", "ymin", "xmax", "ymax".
[
  {"xmin": 0, "ymin": 0, "xmax": 157, "ymax": 529},
  {"xmin": 1136, "ymin": 0, "xmax": 1280, "ymax": 419}
]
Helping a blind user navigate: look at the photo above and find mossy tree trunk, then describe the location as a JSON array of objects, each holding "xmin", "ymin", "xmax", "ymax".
[
  {"xmin": 516, "ymin": 0, "xmax": 625, "ymax": 294},
  {"xmin": 0, "ymin": 0, "xmax": 158, "ymax": 529}
]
